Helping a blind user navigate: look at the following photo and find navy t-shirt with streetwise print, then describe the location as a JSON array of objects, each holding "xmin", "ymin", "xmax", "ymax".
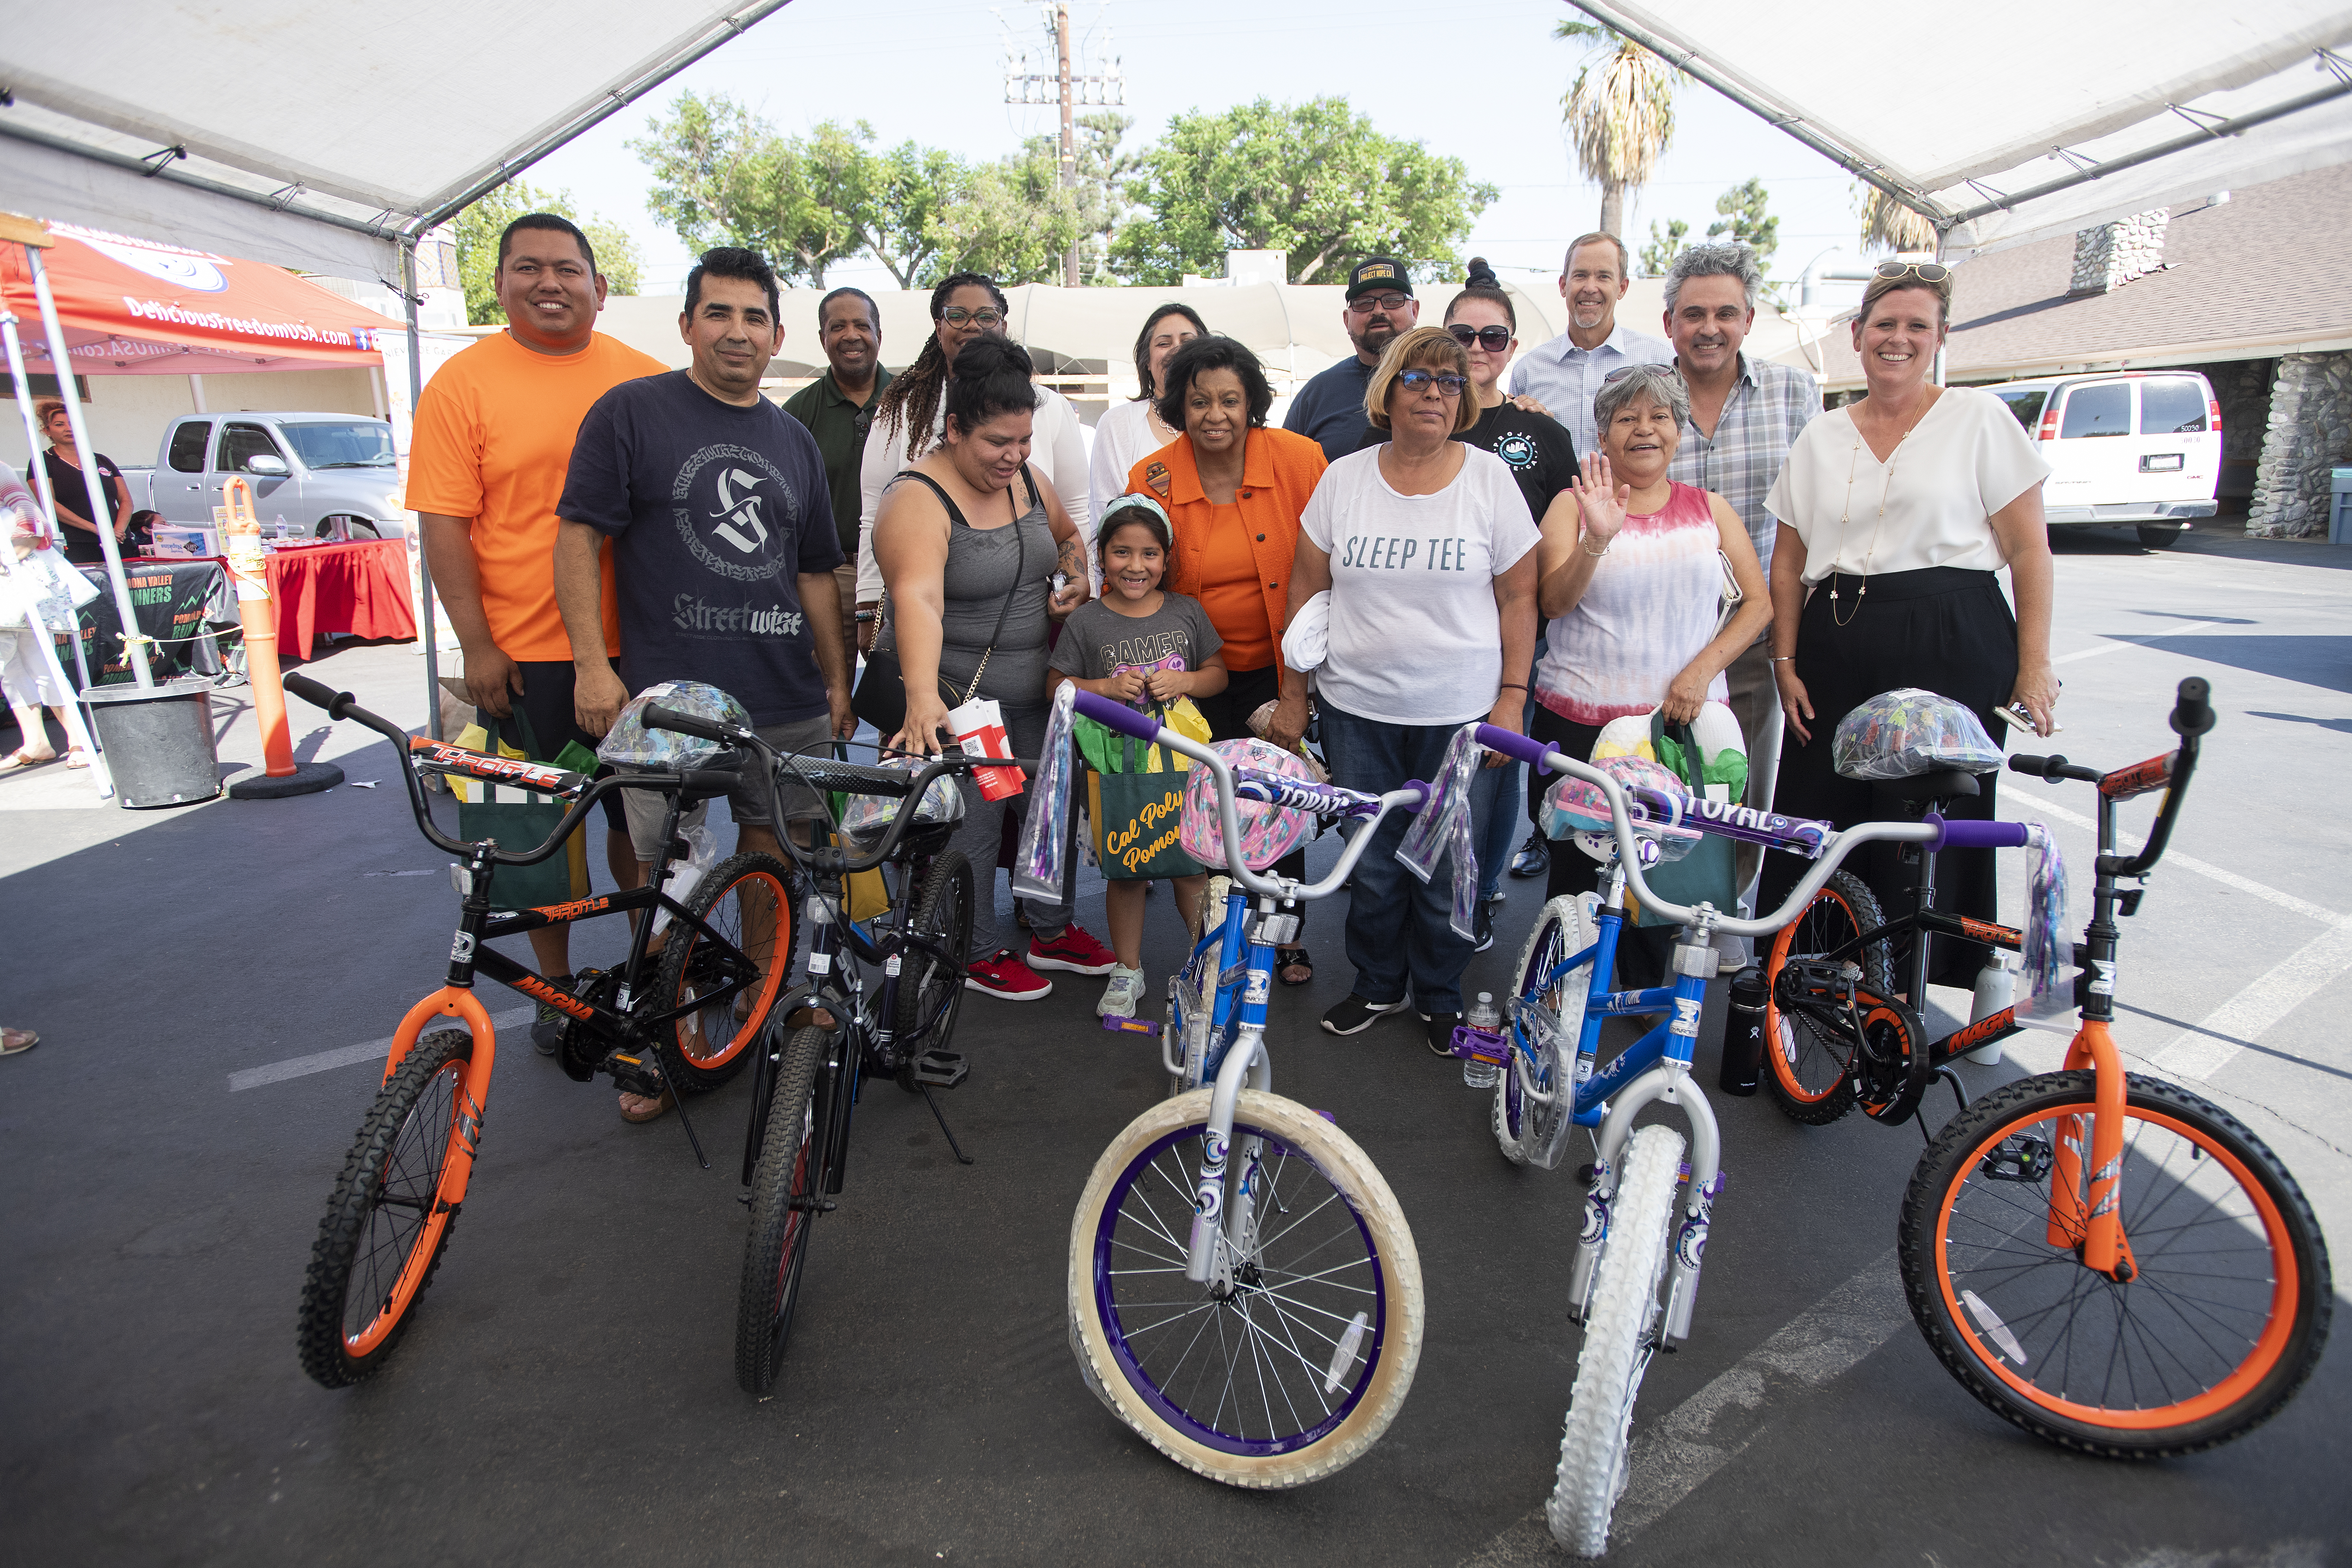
[{"xmin": 560, "ymin": 370, "xmax": 845, "ymax": 725}]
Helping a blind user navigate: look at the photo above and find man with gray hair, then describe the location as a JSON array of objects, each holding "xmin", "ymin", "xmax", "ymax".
[
  {"xmin": 1660, "ymin": 241, "xmax": 1820, "ymax": 930},
  {"xmin": 1508, "ymin": 231, "xmax": 1674, "ymax": 459}
]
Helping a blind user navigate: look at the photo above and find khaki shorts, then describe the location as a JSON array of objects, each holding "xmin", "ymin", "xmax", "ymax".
[{"xmin": 619, "ymin": 712, "xmax": 836, "ymax": 862}]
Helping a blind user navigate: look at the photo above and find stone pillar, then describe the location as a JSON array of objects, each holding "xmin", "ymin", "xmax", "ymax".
[
  {"xmin": 2249, "ymin": 351, "xmax": 2352, "ymax": 537},
  {"xmin": 2068, "ymin": 210, "xmax": 2170, "ymax": 295}
]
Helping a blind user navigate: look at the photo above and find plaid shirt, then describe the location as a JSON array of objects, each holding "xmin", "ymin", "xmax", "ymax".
[{"xmin": 1666, "ymin": 352, "xmax": 1820, "ymax": 570}]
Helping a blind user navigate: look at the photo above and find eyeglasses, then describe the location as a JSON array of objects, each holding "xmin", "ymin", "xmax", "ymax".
[
  {"xmin": 1396, "ymin": 369, "xmax": 1466, "ymax": 398},
  {"xmin": 939, "ymin": 308, "xmax": 1005, "ymax": 328},
  {"xmin": 1447, "ymin": 324, "xmax": 1511, "ymax": 353},
  {"xmin": 1348, "ymin": 293, "xmax": 1413, "ymax": 315},
  {"xmin": 1872, "ymin": 260, "xmax": 1950, "ymax": 284}
]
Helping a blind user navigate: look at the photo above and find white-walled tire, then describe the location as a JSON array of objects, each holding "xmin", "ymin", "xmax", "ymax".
[
  {"xmin": 1548, "ymin": 1122, "xmax": 1685, "ymax": 1556},
  {"xmin": 1495, "ymin": 894, "xmax": 1595, "ymax": 1167}
]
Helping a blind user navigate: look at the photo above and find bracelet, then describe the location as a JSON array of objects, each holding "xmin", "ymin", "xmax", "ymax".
[
  {"xmin": 1497, "ymin": 682, "xmax": 1527, "ymax": 690},
  {"xmin": 1769, "ymin": 655, "xmax": 1794, "ymax": 663},
  {"xmin": 1580, "ymin": 536, "xmax": 1613, "ymax": 558}
]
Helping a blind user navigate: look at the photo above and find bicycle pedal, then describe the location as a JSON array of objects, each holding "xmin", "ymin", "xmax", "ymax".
[
  {"xmin": 606, "ymin": 1051, "xmax": 667, "ymax": 1097},
  {"xmin": 912, "ymin": 1050, "xmax": 969, "ymax": 1089},
  {"xmin": 1102, "ymin": 1015, "xmax": 1161, "ymax": 1037}
]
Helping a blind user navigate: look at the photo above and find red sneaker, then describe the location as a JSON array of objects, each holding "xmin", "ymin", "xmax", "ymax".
[
  {"xmin": 965, "ymin": 947, "xmax": 1053, "ymax": 1001},
  {"xmin": 1027, "ymin": 922, "xmax": 1119, "ymax": 976}
]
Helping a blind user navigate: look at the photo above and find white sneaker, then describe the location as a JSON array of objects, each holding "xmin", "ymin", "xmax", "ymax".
[{"xmin": 1097, "ymin": 964, "xmax": 1148, "ymax": 1019}]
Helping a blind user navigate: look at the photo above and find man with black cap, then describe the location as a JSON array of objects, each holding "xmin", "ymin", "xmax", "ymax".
[{"xmin": 1282, "ymin": 257, "xmax": 1419, "ymax": 463}]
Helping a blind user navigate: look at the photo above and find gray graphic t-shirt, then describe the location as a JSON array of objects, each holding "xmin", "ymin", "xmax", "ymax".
[
  {"xmin": 1048, "ymin": 592, "xmax": 1222, "ymax": 689},
  {"xmin": 562, "ymin": 371, "xmax": 846, "ymax": 724}
]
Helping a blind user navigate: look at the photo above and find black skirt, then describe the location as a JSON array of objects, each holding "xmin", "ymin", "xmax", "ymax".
[{"xmin": 1761, "ymin": 567, "xmax": 2017, "ymax": 988}]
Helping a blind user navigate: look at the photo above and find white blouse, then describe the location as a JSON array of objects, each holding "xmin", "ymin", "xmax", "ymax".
[
  {"xmin": 1764, "ymin": 387, "xmax": 2049, "ymax": 585},
  {"xmin": 1088, "ymin": 397, "xmax": 1180, "ymax": 525}
]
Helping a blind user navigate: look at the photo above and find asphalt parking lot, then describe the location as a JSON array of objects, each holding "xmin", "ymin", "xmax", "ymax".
[{"xmin": 4, "ymin": 527, "xmax": 2349, "ymax": 1566}]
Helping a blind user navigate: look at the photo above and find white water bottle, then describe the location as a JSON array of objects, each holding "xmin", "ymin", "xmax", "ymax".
[
  {"xmin": 1463, "ymin": 992, "xmax": 1502, "ymax": 1089},
  {"xmin": 1966, "ymin": 951, "xmax": 2017, "ymax": 1064}
]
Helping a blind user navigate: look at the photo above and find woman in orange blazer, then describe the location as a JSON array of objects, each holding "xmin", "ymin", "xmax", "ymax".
[{"xmin": 1124, "ymin": 336, "xmax": 1327, "ymax": 985}]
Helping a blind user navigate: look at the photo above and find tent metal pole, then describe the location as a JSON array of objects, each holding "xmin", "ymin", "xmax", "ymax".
[
  {"xmin": 403, "ymin": 239, "xmax": 442, "ymax": 740},
  {"xmin": 0, "ymin": 294, "xmax": 111, "ymax": 798},
  {"xmin": 24, "ymin": 244, "xmax": 154, "ymax": 691}
]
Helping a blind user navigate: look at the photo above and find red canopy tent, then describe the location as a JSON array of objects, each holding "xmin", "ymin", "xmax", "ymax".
[{"xmin": 0, "ymin": 219, "xmax": 400, "ymax": 378}]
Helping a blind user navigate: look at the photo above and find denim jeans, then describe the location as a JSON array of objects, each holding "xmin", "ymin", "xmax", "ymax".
[{"xmin": 1320, "ymin": 702, "xmax": 1502, "ymax": 1015}]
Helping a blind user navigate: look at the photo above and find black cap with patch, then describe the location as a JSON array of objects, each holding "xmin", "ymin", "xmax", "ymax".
[{"xmin": 1343, "ymin": 257, "xmax": 1413, "ymax": 301}]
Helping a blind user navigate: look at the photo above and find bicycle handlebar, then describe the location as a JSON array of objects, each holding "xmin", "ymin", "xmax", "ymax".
[
  {"xmin": 1073, "ymin": 692, "xmax": 1162, "ymax": 744},
  {"xmin": 1932, "ymin": 817, "xmax": 2032, "ymax": 850},
  {"xmin": 644, "ymin": 702, "xmax": 733, "ymax": 744},
  {"xmin": 2009, "ymin": 677, "xmax": 2210, "ymax": 877}
]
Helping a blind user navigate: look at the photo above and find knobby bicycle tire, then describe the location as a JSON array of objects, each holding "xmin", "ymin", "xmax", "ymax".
[
  {"xmin": 297, "ymin": 1029, "xmax": 474, "ymax": 1388},
  {"xmin": 1068, "ymin": 1088, "xmax": 1424, "ymax": 1489},
  {"xmin": 1165, "ymin": 876, "xmax": 1231, "ymax": 1098},
  {"xmin": 893, "ymin": 849, "xmax": 973, "ymax": 1092},
  {"xmin": 1549, "ymin": 1122, "xmax": 1684, "ymax": 1557},
  {"xmin": 1763, "ymin": 870, "xmax": 1889, "ymax": 1125},
  {"xmin": 660, "ymin": 851, "xmax": 792, "ymax": 1092},
  {"xmin": 1496, "ymin": 894, "xmax": 1592, "ymax": 1169},
  {"xmin": 1899, "ymin": 1070, "xmax": 2332, "ymax": 1456},
  {"xmin": 736, "ymin": 1024, "xmax": 830, "ymax": 1395}
]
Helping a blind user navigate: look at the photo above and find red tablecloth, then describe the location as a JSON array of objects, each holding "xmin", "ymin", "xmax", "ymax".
[{"xmin": 264, "ymin": 539, "xmax": 416, "ymax": 659}]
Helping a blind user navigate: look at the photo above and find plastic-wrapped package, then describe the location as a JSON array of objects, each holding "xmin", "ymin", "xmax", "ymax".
[
  {"xmin": 1540, "ymin": 754, "xmax": 1701, "ymax": 861},
  {"xmin": 1395, "ymin": 724, "xmax": 1483, "ymax": 940},
  {"xmin": 837, "ymin": 757, "xmax": 966, "ymax": 840},
  {"xmin": 2020, "ymin": 822, "xmax": 2070, "ymax": 1003},
  {"xmin": 597, "ymin": 681, "xmax": 751, "ymax": 770},
  {"xmin": 1179, "ymin": 738, "xmax": 1318, "ymax": 873},
  {"xmin": 1832, "ymin": 688, "xmax": 2003, "ymax": 781},
  {"xmin": 1013, "ymin": 682, "xmax": 1080, "ymax": 902}
]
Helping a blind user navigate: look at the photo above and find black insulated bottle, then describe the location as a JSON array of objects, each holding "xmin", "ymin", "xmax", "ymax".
[{"xmin": 1718, "ymin": 965, "xmax": 1766, "ymax": 1097}]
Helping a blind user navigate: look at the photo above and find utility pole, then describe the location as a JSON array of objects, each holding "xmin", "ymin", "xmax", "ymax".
[{"xmin": 1003, "ymin": 3, "xmax": 1123, "ymax": 288}]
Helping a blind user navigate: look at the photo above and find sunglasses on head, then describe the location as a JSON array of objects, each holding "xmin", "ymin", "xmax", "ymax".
[
  {"xmin": 1873, "ymin": 259, "xmax": 1950, "ymax": 284},
  {"xmin": 939, "ymin": 307, "xmax": 1004, "ymax": 327},
  {"xmin": 1397, "ymin": 368, "xmax": 1466, "ymax": 397},
  {"xmin": 1447, "ymin": 324, "xmax": 1511, "ymax": 353}
]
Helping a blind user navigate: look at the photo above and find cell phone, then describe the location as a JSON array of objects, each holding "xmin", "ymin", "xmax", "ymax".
[
  {"xmin": 1051, "ymin": 572, "xmax": 1070, "ymax": 596},
  {"xmin": 2006, "ymin": 701, "xmax": 2063, "ymax": 734}
]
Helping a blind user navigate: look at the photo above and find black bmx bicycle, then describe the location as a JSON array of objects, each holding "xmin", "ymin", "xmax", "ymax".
[{"xmin": 281, "ymin": 675, "xmax": 793, "ymax": 1388}]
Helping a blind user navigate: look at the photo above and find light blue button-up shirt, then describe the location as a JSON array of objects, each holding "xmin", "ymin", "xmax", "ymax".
[{"xmin": 1507, "ymin": 320, "xmax": 1676, "ymax": 461}]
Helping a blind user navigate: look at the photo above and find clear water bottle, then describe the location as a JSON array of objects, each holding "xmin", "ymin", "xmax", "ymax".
[{"xmin": 1463, "ymin": 992, "xmax": 1502, "ymax": 1089}]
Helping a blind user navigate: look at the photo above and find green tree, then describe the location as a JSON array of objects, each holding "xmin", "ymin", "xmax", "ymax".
[
  {"xmin": 1074, "ymin": 112, "xmax": 1138, "ymax": 284},
  {"xmin": 629, "ymin": 93, "xmax": 865, "ymax": 286},
  {"xmin": 1639, "ymin": 217, "xmax": 1689, "ymax": 277},
  {"xmin": 851, "ymin": 138, "xmax": 966, "ymax": 289},
  {"xmin": 1707, "ymin": 177, "xmax": 1780, "ymax": 271},
  {"xmin": 931, "ymin": 138, "xmax": 1083, "ymax": 286},
  {"xmin": 452, "ymin": 182, "xmax": 642, "ymax": 327},
  {"xmin": 1109, "ymin": 98, "xmax": 1495, "ymax": 286},
  {"xmin": 1555, "ymin": 22, "xmax": 1681, "ymax": 242}
]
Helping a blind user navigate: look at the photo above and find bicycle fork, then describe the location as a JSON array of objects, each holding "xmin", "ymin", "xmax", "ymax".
[{"xmin": 1187, "ymin": 1024, "xmax": 1273, "ymax": 1288}]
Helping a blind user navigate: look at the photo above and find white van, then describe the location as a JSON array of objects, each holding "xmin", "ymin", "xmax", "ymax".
[{"xmin": 1983, "ymin": 371, "xmax": 2220, "ymax": 548}]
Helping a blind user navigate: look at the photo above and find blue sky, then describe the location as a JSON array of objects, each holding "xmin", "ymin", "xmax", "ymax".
[{"xmin": 527, "ymin": 0, "xmax": 1881, "ymax": 297}]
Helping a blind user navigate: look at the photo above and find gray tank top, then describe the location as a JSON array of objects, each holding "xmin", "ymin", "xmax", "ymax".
[{"xmin": 882, "ymin": 466, "xmax": 1055, "ymax": 708}]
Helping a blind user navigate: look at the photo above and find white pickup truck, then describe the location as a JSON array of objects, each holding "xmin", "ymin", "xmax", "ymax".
[{"xmin": 148, "ymin": 411, "xmax": 409, "ymax": 539}]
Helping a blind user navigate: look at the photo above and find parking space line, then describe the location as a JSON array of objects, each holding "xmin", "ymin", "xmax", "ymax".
[
  {"xmin": 1998, "ymin": 785, "xmax": 2347, "ymax": 928},
  {"xmin": 2151, "ymin": 924, "xmax": 2352, "ymax": 1081},
  {"xmin": 1451, "ymin": 1251, "xmax": 1908, "ymax": 1565},
  {"xmin": 228, "ymin": 1006, "xmax": 532, "ymax": 1092}
]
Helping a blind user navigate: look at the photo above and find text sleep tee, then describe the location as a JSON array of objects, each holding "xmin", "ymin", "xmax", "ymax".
[
  {"xmin": 559, "ymin": 371, "xmax": 844, "ymax": 725},
  {"xmin": 1299, "ymin": 446, "xmax": 1538, "ymax": 727}
]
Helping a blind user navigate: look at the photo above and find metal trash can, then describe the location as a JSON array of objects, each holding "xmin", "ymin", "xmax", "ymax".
[
  {"xmin": 80, "ymin": 677, "xmax": 224, "ymax": 808},
  {"xmin": 2332, "ymin": 468, "xmax": 2352, "ymax": 544}
]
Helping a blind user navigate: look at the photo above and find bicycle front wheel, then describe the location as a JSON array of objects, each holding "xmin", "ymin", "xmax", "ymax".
[
  {"xmin": 660, "ymin": 851, "xmax": 791, "ymax": 1091},
  {"xmin": 1762, "ymin": 870, "xmax": 1888, "ymax": 1125},
  {"xmin": 893, "ymin": 849, "xmax": 972, "ymax": 1091},
  {"xmin": 297, "ymin": 1030, "xmax": 474, "ymax": 1388},
  {"xmin": 1497, "ymin": 893, "xmax": 1592, "ymax": 1168},
  {"xmin": 1069, "ymin": 1088, "xmax": 1424, "ymax": 1488},
  {"xmin": 736, "ymin": 1024, "xmax": 829, "ymax": 1395},
  {"xmin": 1549, "ymin": 1122, "xmax": 1685, "ymax": 1557},
  {"xmin": 1899, "ymin": 1070, "xmax": 2332, "ymax": 1456}
]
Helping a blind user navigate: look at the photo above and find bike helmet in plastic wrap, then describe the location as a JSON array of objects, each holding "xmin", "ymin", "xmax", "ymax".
[
  {"xmin": 836, "ymin": 757, "xmax": 967, "ymax": 839},
  {"xmin": 1180, "ymin": 738, "xmax": 1319, "ymax": 873},
  {"xmin": 1541, "ymin": 754, "xmax": 1702, "ymax": 863},
  {"xmin": 1832, "ymin": 688, "xmax": 2003, "ymax": 781},
  {"xmin": 596, "ymin": 681, "xmax": 751, "ymax": 769}
]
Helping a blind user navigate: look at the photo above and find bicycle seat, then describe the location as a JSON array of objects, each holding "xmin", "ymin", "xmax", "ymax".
[{"xmin": 1889, "ymin": 767, "xmax": 1983, "ymax": 806}]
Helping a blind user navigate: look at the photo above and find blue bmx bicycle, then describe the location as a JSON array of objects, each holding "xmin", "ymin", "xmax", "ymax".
[{"xmin": 1054, "ymin": 688, "xmax": 1432, "ymax": 1489}]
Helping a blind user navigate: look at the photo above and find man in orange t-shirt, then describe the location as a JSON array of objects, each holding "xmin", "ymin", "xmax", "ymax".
[{"xmin": 409, "ymin": 213, "xmax": 667, "ymax": 1050}]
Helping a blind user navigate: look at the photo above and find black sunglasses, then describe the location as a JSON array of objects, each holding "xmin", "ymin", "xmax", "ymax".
[{"xmin": 1447, "ymin": 324, "xmax": 1511, "ymax": 353}]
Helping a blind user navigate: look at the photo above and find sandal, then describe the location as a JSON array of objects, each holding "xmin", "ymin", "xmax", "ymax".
[
  {"xmin": 618, "ymin": 1087, "xmax": 674, "ymax": 1123},
  {"xmin": 1276, "ymin": 945, "xmax": 1314, "ymax": 987},
  {"xmin": 0, "ymin": 1026, "xmax": 37, "ymax": 1055},
  {"xmin": 0, "ymin": 749, "xmax": 58, "ymax": 773},
  {"xmin": 62, "ymin": 747, "xmax": 88, "ymax": 770}
]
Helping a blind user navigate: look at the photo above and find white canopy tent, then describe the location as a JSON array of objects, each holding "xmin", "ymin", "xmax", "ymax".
[{"xmin": 1560, "ymin": 0, "xmax": 2352, "ymax": 257}]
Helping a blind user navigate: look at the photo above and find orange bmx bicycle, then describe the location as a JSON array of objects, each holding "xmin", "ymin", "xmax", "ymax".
[{"xmin": 281, "ymin": 674, "xmax": 792, "ymax": 1388}]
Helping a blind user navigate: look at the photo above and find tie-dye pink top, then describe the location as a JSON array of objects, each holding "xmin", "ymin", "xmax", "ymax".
[{"xmin": 1535, "ymin": 481, "xmax": 1729, "ymax": 726}]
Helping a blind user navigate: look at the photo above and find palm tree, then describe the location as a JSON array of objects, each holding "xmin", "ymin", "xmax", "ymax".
[
  {"xmin": 1860, "ymin": 186, "xmax": 1938, "ymax": 253},
  {"xmin": 1556, "ymin": 20, "xmax": 1680, "ymax": 241}
]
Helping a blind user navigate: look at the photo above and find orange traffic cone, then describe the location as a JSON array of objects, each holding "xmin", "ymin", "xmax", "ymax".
[{"xmin": 221, "ymin": 477, "xmax": 342, "ymax": 799}]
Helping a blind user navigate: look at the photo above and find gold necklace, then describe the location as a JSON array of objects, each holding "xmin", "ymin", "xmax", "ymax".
[{"xmin": 1827, "ymin": 396, "xmax": 1931, "ymax": 626}]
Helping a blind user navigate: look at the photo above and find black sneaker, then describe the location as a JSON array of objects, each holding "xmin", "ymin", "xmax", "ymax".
[
  {"xmin": 1509, "ymin": 835, "xmax": 1549, "ymax": 879},
  {"xmin": 532, "ymin": 975, "xmax": 575, "ymax": 1056},
  {"xmin": 1321, "ymin": 994, "xmax": 1409, "ymax": 1037},
  {"xmin": 1421, "ymin": 1012, "xmax": 1462, "ymax": 1057},
  {"xmin": 1473, "ymin": 906, "xmax": 1496, "ymax": 953}
]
